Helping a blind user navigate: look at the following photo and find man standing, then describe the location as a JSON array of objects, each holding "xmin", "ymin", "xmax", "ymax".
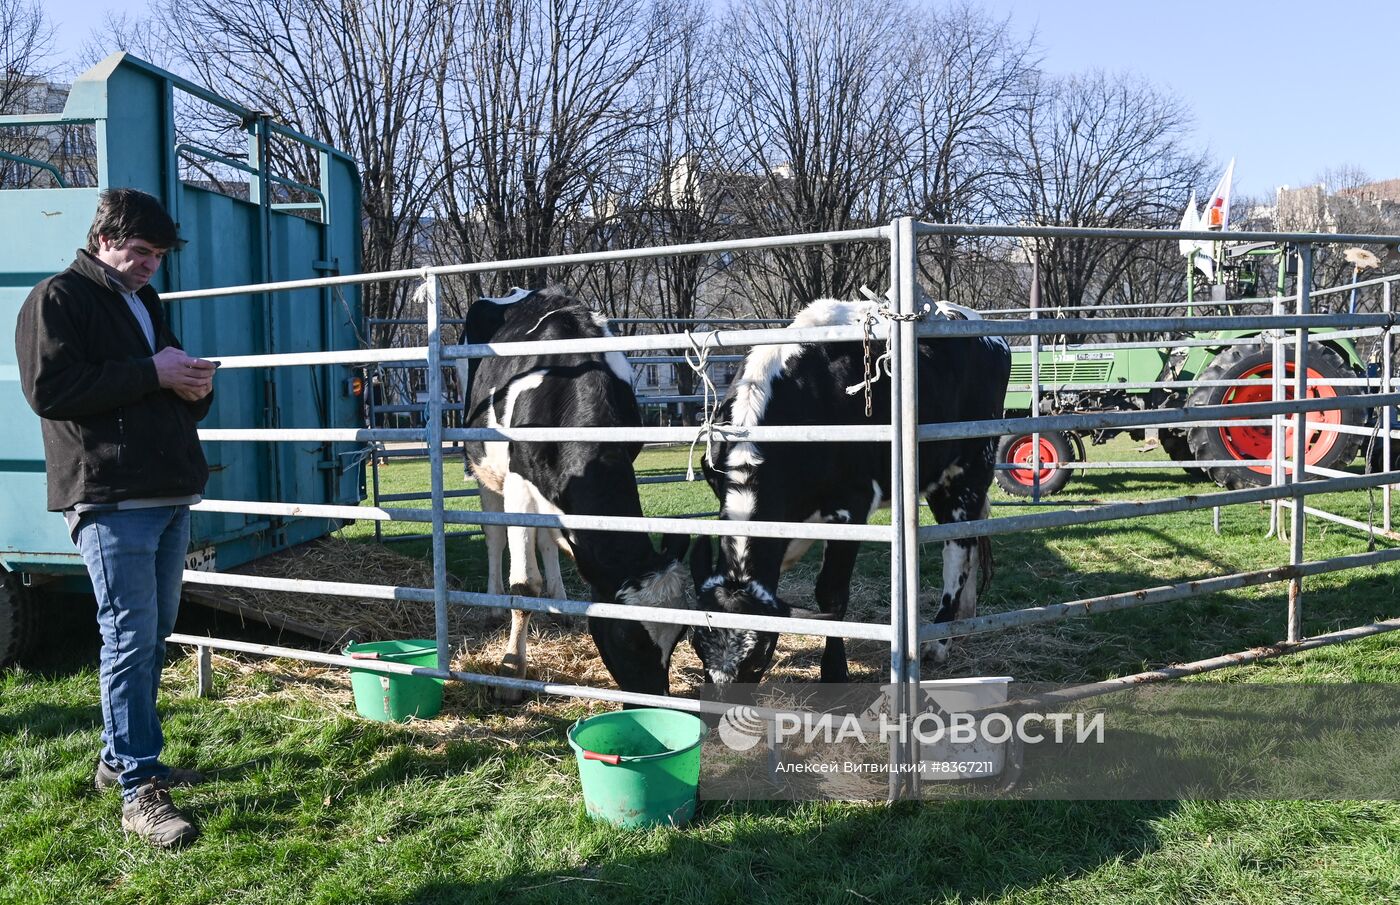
[{"xmin": 15, "ymin": 188, "xmax": 216, "ymax": 848}]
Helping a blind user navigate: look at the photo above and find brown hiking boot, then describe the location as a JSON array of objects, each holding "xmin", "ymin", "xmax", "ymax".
[
  {"xmin": 121, "ymin": 780, "xmax": 199, "ymax": 849},
  {"xmin": 95, "ymin": 758, "xmax": 206, "ymax": 792}
]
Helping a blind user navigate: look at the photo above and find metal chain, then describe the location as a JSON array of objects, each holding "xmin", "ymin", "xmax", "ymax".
[
  {"xmin": 876, "ymin": 304, "xmax": 929, "ymax": 322},
  {"xmin": 860, "ymin": 312, "xmax": 877, "ymax": 416},
  {"xmin": 853, "ymin": 303, "xmax": 931, "ymax": 416}
]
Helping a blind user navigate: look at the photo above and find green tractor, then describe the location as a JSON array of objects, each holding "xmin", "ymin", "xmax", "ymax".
[{"xmin": 996, "ymin": 241, "xmax": 1372, "ymax": 497}]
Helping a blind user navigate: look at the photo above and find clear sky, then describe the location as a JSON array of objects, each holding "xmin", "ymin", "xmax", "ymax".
[
  {"xmin": 974, "ymin": 0, "xmax": 1399, "ymax": 199},
  {"xmin": 47, "ymin": 0, "xmax": 1398, "ymax": 200},
  {"xmin": 46, "ymin": 0, "xmax": 113, "ymax": 71}
]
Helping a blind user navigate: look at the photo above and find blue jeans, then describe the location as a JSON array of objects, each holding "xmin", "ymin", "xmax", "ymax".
[{"xmin": 75, "ymin": 506, "xmax": 190, "ymax": 801}]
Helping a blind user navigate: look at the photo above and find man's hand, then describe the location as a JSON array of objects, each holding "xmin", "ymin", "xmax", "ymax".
[
  {"xmin": 153, "ymin": 346, "xmax": 216, "ymax": 399},
  {"xmin": 173, "ymin": 383, "xmax": 212, "ymax": 402}
]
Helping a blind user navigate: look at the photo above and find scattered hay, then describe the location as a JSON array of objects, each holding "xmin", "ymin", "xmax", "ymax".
[
  {"xmin": 196, "ymin": 534, "xmax": 1094, "ymax": 733},
  {"xmin": 211, "ymin": 537, "xmax": 494, "ymax": 648}
]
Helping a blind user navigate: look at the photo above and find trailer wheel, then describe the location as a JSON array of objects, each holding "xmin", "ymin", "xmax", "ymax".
[
  {"xmin": 0, "ymin": 570, "xmax": 35, "ymax": 667},
  {"xmin": 1186, "ymin": 344, "xmax": 1365, "ymax": 490},
  {"xmin": 995, "ymin": 430, "xmax": 1075, "ymax": 497},
  {"xmin": 1159, "ymin": 429, "xmax": 1207, "ymax": 481}
]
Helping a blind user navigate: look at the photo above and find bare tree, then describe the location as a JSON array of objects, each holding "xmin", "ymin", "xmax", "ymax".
[
  {"xmin": 904, "ymin": 1, "xmax": 1036, "ymax": 307},
  {"xmin": 0, "ymin": 0, "xmax": 59, "ymax": 188},
  {"xmin": 0, "ymin": 0, "xmax": 52, "ymax": 111},
  {"xmin": 621, "ymin": 0, "xmax": 736, "ymax": 420},
  {"xmin": 1299, "ymin": 166, "xmax": 1400, "ymax": 302},
  {"xmin": 434, "ymin": 0, "xmax": 674, "ymax": 299},
  {"xmin": 713, "ymin": 0, "xmax": 910, "ymax": 316},
  {"xmin": 78, "ymin": 13, "xmax": 179, "ymax": 72},
  {"xmin": 1008, "ymin": 70, "xmax": 1207, "ymax": 313},
  {"xmin": 140, "ymin": 0, "xmax": 454, "ymax": 332}
]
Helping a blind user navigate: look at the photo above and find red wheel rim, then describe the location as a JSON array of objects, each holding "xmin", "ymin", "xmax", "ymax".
[
  {"xmin": 1216, "ymin": 362, "xmax": 1344, "ymax": 476},
  {"xmin": 1005, "ymin": 435, "xmax": 1061, "ymax": 486}
]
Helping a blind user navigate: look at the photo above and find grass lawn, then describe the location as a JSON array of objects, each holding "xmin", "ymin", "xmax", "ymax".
[{"xmin": 4, "ymin": 437, "xmax": 1400, "ymax": 904}]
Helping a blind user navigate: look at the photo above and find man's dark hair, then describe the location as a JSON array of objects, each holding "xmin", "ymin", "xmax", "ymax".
[{"xmin": 85, "ymin": 188, "xmax": 186, "ymax": 254}]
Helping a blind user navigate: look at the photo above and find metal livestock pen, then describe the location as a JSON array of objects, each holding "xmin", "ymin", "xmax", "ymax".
[{"xmin": 138, "ymin": 217, "xmax": 1400, "ymax": 799}]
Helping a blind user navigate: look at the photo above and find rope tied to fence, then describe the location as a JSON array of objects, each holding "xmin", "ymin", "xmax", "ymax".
[
  {"xmin": 410, "ymin": 275, "xmax": 435, "ymax": 321},
  {"xmin": 682, "ymin": 328, "xmax": 725, "ymax": 482},
  {"xmin": 340, "ymin": 444, "xmax": 379, "ymax": 474}
]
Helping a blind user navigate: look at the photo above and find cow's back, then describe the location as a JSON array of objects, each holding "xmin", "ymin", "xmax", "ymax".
[
  {"xmin": 461, "ymin": 291, "xmax": 643, "ymax": 515},
  {"xmin": 706, "ymin": 302, "xmax": 1010, "ymax": 518}
]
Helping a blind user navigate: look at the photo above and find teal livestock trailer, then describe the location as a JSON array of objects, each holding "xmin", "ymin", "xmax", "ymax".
[{"xmin": 0, "ymin": 54, "xmax": 364, "ymax": 662}]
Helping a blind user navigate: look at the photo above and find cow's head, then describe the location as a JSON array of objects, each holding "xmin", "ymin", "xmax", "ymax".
[
  {"xmin": 614, "ymin": 533, "xmax": 692, "ymax": 611},
  {"xmin": 689, "ymin": 535, "xmax": 820, "ymax": 686}
]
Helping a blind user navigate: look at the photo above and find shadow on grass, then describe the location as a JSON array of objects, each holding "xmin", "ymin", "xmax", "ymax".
[
  {"xmin": 1050, "ymin": 462, "xmax": 1206, "ymax": 499},
  {"xmin": 15, "ymin": 589, "xmax": 321, "ymax": 681},
  {"xmin": 380, "ymin": 798, "xmax": 1175, "ymax": 905},
  {"xmin": 0, "ymin": 701, "xmax": 102, "ymax": 739},
  {"xmin": 14, "ymin": 592, "xmax": 102, "ymax": 678},
  {"xmin": 161, "ymin": 695, "xmax": 1177, "ymax": 905}
]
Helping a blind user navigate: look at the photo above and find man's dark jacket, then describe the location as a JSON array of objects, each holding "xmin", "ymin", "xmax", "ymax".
[{"xmin": 15, "ymin": 251, "xmax": 212, "ymax": 511}]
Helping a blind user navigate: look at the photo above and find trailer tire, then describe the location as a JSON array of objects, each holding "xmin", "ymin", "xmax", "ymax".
[
  {"xmin": 1186, "ymin": 344, "xmax": 1365, "ymax": 490},
  {"xmin": 995, "ymin": 430, "xmax": 1075, "ymax": 497},
  {"xmin": 0, "ymin": 570, "xmax": 35, "ymax": 667},
  {"xmin": 1160, "ymin": 429, "xmax": 1207, "ymax": 481}
]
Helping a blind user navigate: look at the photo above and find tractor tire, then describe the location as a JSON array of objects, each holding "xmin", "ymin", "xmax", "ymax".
[
  {"xmin": 995, "ymin": 430, "xmax": 1075, "ymax": 497},
  {"xmin": 1367, "ymin": 432, "xmax": 1400, "ymax": 474},
  {"xmin": 1186, "ymin": 344, "xmax": 1365, "ymax": 490},
  {"xmin": 1159, "ymin": 429, "xmax": 1207, "ymax": 481},
  {"xmin": 0, "ymin": 570, "xmax": 35, "ymax": 667}
]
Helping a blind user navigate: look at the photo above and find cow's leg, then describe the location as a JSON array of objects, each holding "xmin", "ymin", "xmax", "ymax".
[
  {"xmin": 497, "ymin": 473, "xmax": 541, "ymax": 703},
  {"xmin": 927, "ymin": 537, "xmax": 978, "ymax": 666},
  {"xmin": 924, "ymin": 454, "xmax": 993, "ymax": 667},
  {"xmin": 478, "ymin": 485, "xmax": 507, "ymax": 608},
  {"xmin": 814, "ymin": 539, "xmax": 861, "ymax": 683},
  {"xmin": 780, "ymin": 514, "xmax": 825, "ymax": 572},
  {"xmin": 539, "ymin": 529, "xmax": 567, "ymax": 601}
]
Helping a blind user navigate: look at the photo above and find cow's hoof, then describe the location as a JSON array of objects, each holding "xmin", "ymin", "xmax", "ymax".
[
  {"xmin": 922, "ymin": 640, "xmax": 951, "ymax": 667},
  {"xmin": 491, "ymin": 684, "xmax": 526, "ymax": 705},
  {"xmin": 494, "ymin": 654, "xmax": 528, "ymax": 704}
]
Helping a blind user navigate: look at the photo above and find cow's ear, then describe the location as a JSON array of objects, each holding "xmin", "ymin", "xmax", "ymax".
[
  {"xmin": 659, "ymin": 533, "xmax": 690, "ymax": 563},
  {"xmin": 463, "ymin": 298, "xmax": 509, "ymax": 345},
  {"xmin": 690, "ymin": 535, "xmax": 715, "ymax": 589}
]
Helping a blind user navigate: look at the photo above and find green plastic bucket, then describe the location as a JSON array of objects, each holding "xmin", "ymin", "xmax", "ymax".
[
  {"xmin": 568, "ymin": 708, "xmax": 708, "ymax": 829},
  {"xmin": 344, "ymin": 639, "xmax": 444, "ymax": 722}
]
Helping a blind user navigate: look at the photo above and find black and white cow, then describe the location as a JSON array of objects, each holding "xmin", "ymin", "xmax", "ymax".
[
  {"xmin": 458, "ymin": 289, "xmax": 692, "ymax": 699},
  {"xmin": 691, "ymin": 298, "xmax": 1011, "ymax": 685}
]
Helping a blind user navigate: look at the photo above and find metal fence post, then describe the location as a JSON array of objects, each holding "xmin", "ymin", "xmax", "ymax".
[
  {"xmin": 424, "ymin": 275, "xmax": 452, "ymax": 670},
  {"xmin": 888, "ymin": 217, "xmax": 922, "ymax": 798},
  {"xmin": 196, "ymin": 644, "xmax": 213, "ymax": 697},
  {"xmin": 1385, "ymin": 281, "xmax": 1394, "ymax": 534},
  {"xmin": 1269, "ymin": 293, "xmax": 1284, "ymax": 539},
  {"xmin": 1030, "ymin": 252, "xmax": 1044, "ymax": 501},
  {"xmin": 1288, "ymin": 245, "xmax": 1313, "ymax": 643}
]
